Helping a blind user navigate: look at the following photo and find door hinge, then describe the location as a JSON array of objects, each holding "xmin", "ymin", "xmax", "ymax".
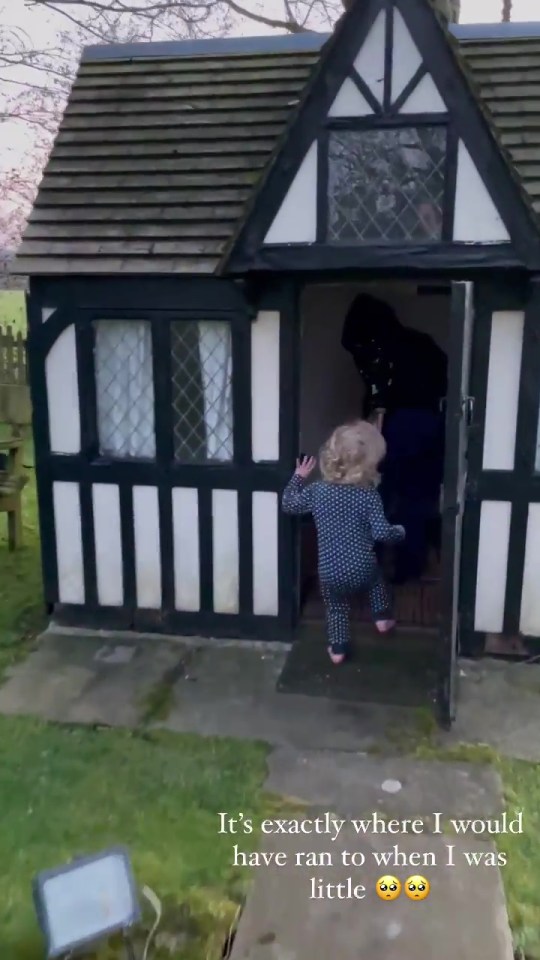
[{"xmin": 464, "ymin": 396, "xmax": 475, "ymax": 426}]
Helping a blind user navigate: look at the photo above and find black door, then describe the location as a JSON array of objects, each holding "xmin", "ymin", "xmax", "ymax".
[{"xmin": 438, "ymin": 281, "xmax": 474, "ymax": 728}]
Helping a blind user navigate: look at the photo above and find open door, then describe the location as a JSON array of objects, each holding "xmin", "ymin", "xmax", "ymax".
[{"xmin": 438, "ymin": 282, "xmax": 474, "ymax": 728}]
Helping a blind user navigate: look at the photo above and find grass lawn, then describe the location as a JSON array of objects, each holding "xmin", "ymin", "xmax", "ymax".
[
  {"xmin": 0, "ymin": 441, "xmax": 42, "ymax": 677},
  {"xmin": 0, "ymin": 718, "xmax": 271, "ymax": 960},
  {"xmin": 0, "ymin": 290, "xmax": 27, "ymax": 333},
  {"xmin": 500, "ymin": 758, "xmax": 540, "ymax": 958}
]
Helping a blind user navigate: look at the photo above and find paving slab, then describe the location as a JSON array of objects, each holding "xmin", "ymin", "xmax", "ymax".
[
  {"xmin": 230, "ymin": 828, "xmax": 514, "ymax": 960},
  {"xmin": 266, "ymin": 748, "xmax": 504, "ymax": 821},
  {"xmin": 164, "ymin": 644, "xmax": 422, "ymax": 752},
  {"xmin": 4, "ymin": 629, "xmax": 540, "ymax": 765},
  {"xmin": 449, "ymin": 658, "xmax": 540, "ymax": 761},
  {"xmin": 0, "ymin": 632, "xmax": 183, "ymax": 727}
]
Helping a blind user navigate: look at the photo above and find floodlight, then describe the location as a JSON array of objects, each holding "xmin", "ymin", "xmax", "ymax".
[{"xmin": 33, "ymin": 846, "xmax": 141, "ymax": 958}]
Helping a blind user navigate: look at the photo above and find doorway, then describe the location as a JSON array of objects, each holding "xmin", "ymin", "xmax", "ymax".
[{"xmin": 298, "ymin": 279, "xmax": 452, "ymax": 631}]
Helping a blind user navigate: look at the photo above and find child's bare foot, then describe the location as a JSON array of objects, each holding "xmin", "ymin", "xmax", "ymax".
[
  {"xmin": 375, "ymin": 619, "xmax": 396, "ymax": 634},
  {"xmin": 328, "ymin": 647, "xmax": 346, "ymax": 665}
]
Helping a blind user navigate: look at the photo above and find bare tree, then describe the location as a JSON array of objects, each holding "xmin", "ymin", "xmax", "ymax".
[
  {"xmin": 26, "ymin": 1, "xmax": 343, "ymax": 40},
  {"xmin": 0, "ymin": 0, "xmax": 344, "ymax": 248}
]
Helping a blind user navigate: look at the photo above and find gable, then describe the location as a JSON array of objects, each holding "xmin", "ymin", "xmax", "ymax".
[{"xmin": 224, "ymin": 0, "xmax": 540, "ymax": 272}]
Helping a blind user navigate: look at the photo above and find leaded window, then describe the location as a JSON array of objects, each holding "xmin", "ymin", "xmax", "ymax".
[
  {"xmin": 171, "ymin": 320, "xmax": 233, "ymax": 463},
  {"xmin": 327, "ymin": 125, "xmax": 447, "ymax": 244},
  {"xmin": 94, "ymin": 320, "xmax": 156, "ymax": 459}
]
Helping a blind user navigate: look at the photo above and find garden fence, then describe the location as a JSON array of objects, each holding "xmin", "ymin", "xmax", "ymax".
[
  {"xmin": 0, "ymin": 325, "xmax": 31, "ymax": 431},
  {"xmin": 0, "ymin": 325, "xmax": 27, "ymax": 385}
]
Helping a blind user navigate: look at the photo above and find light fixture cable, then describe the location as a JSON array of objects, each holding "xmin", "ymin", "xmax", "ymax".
[{"xmin": 141, "ymin": 885, "xmax": 162, "ymax": 960}]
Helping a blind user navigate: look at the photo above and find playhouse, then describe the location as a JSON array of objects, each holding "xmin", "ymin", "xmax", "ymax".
[{"xmin": 15, "ymin": 0, "xmax": 540, "ymax": 724}]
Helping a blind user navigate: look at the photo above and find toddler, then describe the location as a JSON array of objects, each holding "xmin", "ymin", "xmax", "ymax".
[{"xmin": 282, "ymin": 420, "xmax": 405, "ymax": 665}]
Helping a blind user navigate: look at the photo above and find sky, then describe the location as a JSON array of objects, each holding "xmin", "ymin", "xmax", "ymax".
[{"xmin": 3, "ymin": 0, "xmax": 540, "ymax": 53}]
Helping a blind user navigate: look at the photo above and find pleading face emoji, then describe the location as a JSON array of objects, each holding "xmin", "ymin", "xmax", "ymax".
[
  {"xmin": 405, "ymin": 876, "xmax": 430, "ymax": 901},
  {"xmin": 376, "ymin": 876, "xmax": 401, "ymax": 901}
]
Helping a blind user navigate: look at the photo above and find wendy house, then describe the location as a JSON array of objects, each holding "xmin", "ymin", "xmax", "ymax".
[{"xmin": 14, "ymin": 0, "xmax": 540, "ymax": 725}]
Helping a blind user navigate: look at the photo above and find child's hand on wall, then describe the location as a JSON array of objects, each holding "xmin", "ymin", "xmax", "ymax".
[{"xmin": 295, "ymin": 456, "xmax": 316, "ymax": 479}]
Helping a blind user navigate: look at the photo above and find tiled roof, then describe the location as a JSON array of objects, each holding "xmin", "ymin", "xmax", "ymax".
[
  {"xmin": 14, "ymin": 27, "xmax": 540, "ymax": 275},
  {"xmin": 460, "ymin": 37, "xmax": 540, "ymax": 216}
]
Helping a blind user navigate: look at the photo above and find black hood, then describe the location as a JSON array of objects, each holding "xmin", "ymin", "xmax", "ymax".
[{"xmin": 341, "ymin": 294, "xmax": 402, "ymax": 354}]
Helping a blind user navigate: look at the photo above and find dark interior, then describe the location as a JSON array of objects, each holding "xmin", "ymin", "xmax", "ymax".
[{"xmin": 298, "ymin": 280, "xmax": 450, "ymax": 631}]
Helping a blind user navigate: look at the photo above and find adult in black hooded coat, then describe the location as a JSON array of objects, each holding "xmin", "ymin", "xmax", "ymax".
[
  {"xmin": 341, "ymin": 293, "xmax": 448, "ymax": 416},
  {"xmin": 342, "ymin": 293, "xmax": 448, "ymax": 583}
]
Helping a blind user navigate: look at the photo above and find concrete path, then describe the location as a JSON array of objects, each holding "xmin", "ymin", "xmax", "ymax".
[
  {"xmin": 0, "ymin": 631, "xmax": 182, "ymax": 727},
  {"xmin": 230, "ymin": 830, "xmax": 513, "ymax": 960},
  {"xmin": 2, "ymin": 627, "xmax": 540, "ymax": 758},
  {"xmin": 228, "ymin": 746, "xmax": 511, "ymax": 960},
  {"xmin": 265, "ymin": 747, "xmax": 503, "ymax": 822},
  {"xmin": 0, "ymin": 627, "xmax": 535, "ymax": 960}
]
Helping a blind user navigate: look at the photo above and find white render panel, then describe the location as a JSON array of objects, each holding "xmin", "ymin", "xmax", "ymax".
[
  {"xmin": 328, "ymin": 78, "xmax": 373, "ymax": 117},
  {"xmin": 92, "ymin": 483, "xmax": 123, "ymax": 607},
  {"xmin": 399, "ymin": 73, "xmax": 446, "ymax": 113},
  {"xmin": 521, "ymin": 505, "xmax": 540, "ymax": 636},
  {"xmin": 53, "ymin": 481, "xmax": 85, "ymax": 604},
  {"xmin": 474, "ymin": 501, "xmax": 511, "ymax": 633},
  {"xmin": 482, "ymin": 311, "xmax": 524, "ymax": 471},
  {"xmin": 391, "ymin": 10, "xmax": 423, "ymax": 103},
  {"xmin": 46, "ymin": 325, "xmax": 81, "ymax": 454},
  {"xmin": 172, "ymin": 487, "xmax": 200, "ymax": 612},
  {"xmin": 264, "ymin": 142, "xmax": 317, "ymax": 244},
  {"xmin": 353, "ymin": 9, "xmax": 386, "ymax": 105},
  {"xmin": 212, "ymin": 489, "xmax": 239, "ymax": 614},
  {"xmin": 251, "ymin": 311, "xmax": 280, "ymax": 462},
  {"xmin": 453, "ymin": 142, "xmax": 510, "ymax": 242},
  {"xmin": 133, "ymin": 485, "xmax": 161, "ymax": 609},
  {"xmin": 252, "ymin": 492, "xmax": 279, "ymax": 616}
]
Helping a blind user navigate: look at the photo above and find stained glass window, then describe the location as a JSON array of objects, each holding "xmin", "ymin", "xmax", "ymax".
[{"xmin": 327, "ymin": 126, "xmax": 447, "ymax": 244}]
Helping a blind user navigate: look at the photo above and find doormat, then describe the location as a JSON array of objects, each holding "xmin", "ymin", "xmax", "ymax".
[{"xmin": 277, "ymin": 625, "xmax": 439, "ymax": 708}]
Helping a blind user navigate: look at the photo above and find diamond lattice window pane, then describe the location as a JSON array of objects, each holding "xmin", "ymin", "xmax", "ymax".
[
  {"xmin": 94, "ymin": 320, "xmax": 156, "ymax": 459},
  {"xmin": 328, "ymin": 126, "xmax": 447, "ymax": 244},
  {"xmin": 171, "ymin": 321, "xmax": 233, "ymax": 463}
]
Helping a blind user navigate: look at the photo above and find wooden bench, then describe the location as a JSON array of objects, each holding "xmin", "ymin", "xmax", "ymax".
[{"xmin": 0, "ymin": 437, "xmax": 28, "ymax": 550}]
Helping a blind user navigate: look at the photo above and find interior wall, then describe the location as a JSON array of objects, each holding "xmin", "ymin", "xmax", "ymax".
[{"xmin": 300, "ymin": 282, "xmax": 451, "ymax": 458}]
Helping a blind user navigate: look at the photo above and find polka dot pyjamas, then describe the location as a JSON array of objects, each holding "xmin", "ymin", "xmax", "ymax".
[{"xmin": 282, "ymin": 475, "xmax": 405, "ymax": 654}]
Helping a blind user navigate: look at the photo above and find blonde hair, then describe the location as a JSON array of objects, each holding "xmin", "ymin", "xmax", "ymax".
[{"xmin": 319, "ymin": 420, "xmax": 386, "ymax": 487}]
